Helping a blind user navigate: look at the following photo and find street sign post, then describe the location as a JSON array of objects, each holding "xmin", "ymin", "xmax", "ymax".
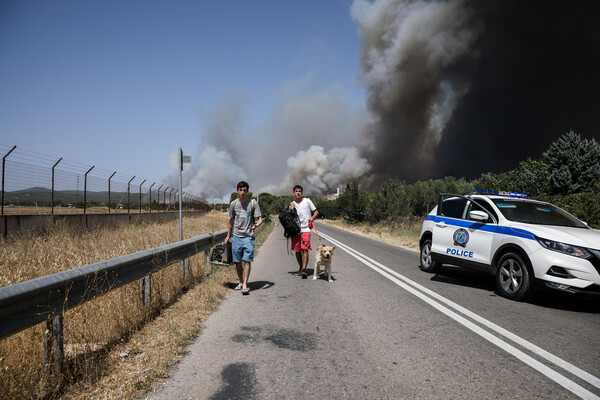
[{"xmin": 170, "ymin": 148, "xmax": 192, "ymax": 278}]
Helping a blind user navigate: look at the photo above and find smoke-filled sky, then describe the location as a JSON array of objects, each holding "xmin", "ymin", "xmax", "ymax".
[{"xmin": 2, "ymin": 0, "xmax": 599, "ymax": 203}]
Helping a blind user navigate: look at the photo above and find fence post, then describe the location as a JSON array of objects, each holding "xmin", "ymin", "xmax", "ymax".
[
  {"xmin": 83, "ymin": 166, "xmax": 94, "ymax": 228},
  {"xmin": 169, "ymin": 189, "xmax": 174, "ymax": 211},
  {"xmin": 164, "ymin": 187, "xmax": 169, "ymax": 212},
  {"xmin": 108, "ymin": 171, "xmax": 116, "ymax": 214},
  {"xmin": 127, "ymin": 176, "xmax": 135, "ymax": 216},
  {"xmin": 139, "ymin": 179, "xmax": 146, "ymax": 215},
  {"xmin": 1, "ymin": 145, "xmax": 17, "ymax": 217},
  {"xmin": 2, "ymin": 146, "xmax": 16, "ymax": 239},
  {"xmin": 157, "ymin": 184, "xmax": 163, "ymax": 213},
  {"xmin": 51, "ymin": 158, "xmax": 62, "ymax": 216},
  {"xmin": 149, "ymin": 182, "xmax": 155, "ymax": 214}
]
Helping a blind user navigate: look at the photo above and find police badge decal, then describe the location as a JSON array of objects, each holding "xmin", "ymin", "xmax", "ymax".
[{"xmin": 453, "ymin": 228, "xmax": 469, "ymax": 247}]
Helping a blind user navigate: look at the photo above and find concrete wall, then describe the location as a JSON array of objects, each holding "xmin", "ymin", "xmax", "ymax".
[{"xmin": 1, "ymin": 211, "xmax": 203, "ymax": 239}]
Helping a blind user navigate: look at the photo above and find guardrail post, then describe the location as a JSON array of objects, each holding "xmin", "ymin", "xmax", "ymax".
[
  {"xmin": 43, "ymin": 313, "xmax": 64, "ymax": 375},
  {"xmin": 140, "ymin": 275, "xmax": 151, "ymax": 308}
]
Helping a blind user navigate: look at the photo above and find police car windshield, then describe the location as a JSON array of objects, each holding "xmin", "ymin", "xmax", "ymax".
[{"xmin": 492, "ymin": 199, "xmax": 587, "ymax": 228}]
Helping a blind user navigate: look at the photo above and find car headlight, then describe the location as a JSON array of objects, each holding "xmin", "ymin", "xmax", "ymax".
[{"xmin": 536, "ymin": 238, "xmax": 591, "ymax": 258}]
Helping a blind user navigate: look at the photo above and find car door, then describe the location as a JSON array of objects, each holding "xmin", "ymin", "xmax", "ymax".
[
  {"xmin": 462, "ymin": 198, "xmax": 497, "ymax": 267},
  {"xmin": 431, "ymin": 196, "xmax": 469, "ymax": 259}
]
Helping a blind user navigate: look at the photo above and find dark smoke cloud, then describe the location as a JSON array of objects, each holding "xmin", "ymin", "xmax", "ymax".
[
  {"xmin": 186, "ymin": 0, "xmax": 600, "ymax": 203},
  {"xmin": 352, "ymin": 0, "xmax": 600, "ymax": 184}
]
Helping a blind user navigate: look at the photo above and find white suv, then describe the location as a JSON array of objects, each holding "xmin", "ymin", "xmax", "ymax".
[{"xmin": 419, "ymin": 190, "xmax": 600, "ymax": 301}]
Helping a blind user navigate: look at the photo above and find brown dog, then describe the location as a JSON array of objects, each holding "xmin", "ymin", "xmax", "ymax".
[{"xmin": 313, "ymin": 245, "xmax": 336, "ymax": 282}]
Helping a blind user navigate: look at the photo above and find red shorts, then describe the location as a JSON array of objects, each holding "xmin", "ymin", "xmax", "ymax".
[{"xmin": 291, "ymin": 232, "xmax": 311, "ymax": 251}]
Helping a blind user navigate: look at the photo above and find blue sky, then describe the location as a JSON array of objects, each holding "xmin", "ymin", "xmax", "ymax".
[
  {"xmin": 0, "ymin": 0, "xmax": 367, "ymax": 199},
  {"xmin": 5, "ymin": 1, "xmax": 597, "ymax": 202}
]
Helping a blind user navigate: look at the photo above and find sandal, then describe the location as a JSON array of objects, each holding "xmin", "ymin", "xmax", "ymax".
[
  {"xmin": 234, "ymin": 284, "xmax": 243, "ymax": 290},
  {"xmin": 242, "ymin": 288, "xmax": 250, "ymax": 295}
]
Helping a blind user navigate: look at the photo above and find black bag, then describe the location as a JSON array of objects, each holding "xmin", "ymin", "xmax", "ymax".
[
  {"xmin": 210, "ymin": 243, "xmax": 233, "ymax": 265},
  {"xmin": 278, "ymin": 210, "xmax": 301, "ymax": 238}
]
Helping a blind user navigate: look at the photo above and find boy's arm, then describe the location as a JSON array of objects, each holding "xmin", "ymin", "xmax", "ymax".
[{"xmin": 225, "ymin": 216, "xmax": 234, "ymax": 243}]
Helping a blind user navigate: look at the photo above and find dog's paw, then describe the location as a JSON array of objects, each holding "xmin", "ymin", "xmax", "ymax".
[
  {"xmin": 328, "ymin": 279, "xmax": 334, "ymax": 283},
  {"xmin": 312, "ymin": 276, "xmax": 317, "ymax": 280}
]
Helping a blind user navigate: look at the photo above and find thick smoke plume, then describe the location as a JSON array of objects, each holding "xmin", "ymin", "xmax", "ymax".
[
  {"xmin": 183, "ymin": 0, "xmax": 600, "ymax": 203},
  {"xmin": 183, "ymin": 89, "xmax": 371, "ymax": 203},
  {"xmin": 352, "ymin": 0, "xmax": 600, "ymax": 182}
]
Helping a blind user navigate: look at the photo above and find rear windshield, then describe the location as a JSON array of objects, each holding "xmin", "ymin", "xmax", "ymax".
[{"xmin": 492, "ymin": 199, "xmax": 587, "ymax": 228}]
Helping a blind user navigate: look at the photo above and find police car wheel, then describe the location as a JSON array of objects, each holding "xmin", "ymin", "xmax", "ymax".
[
  {"xmin": 419, "ymin": 239, "xmax": 441, "ymax": 273},
  {"xmin": 495, "ymin": 252, "xmax": 531, "ymax": 301}
]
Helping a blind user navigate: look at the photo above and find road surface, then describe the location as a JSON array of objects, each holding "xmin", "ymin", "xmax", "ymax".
[{"xmin": 148, "ymin": 221, "xmax": 600, "ymax": 399}]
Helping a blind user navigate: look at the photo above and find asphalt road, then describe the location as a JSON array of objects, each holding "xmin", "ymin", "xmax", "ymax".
[{"xmin": 148, "ymin": 221, "xmax": 600, "ymax": 400}]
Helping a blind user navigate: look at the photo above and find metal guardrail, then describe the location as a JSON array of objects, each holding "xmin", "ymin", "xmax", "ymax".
[{"xmin": 0, "ymin": 229, "xmax": 228, "ymax": 340}]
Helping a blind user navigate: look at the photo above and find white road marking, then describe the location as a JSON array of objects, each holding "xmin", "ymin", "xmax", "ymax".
[{"xmin": 320, "ymin": 232, "xmax": 600, "ymax": 400}]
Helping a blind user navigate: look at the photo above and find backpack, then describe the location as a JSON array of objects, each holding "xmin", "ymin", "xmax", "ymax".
[{"xmin": 278, "ymin": 209, "xmax": 301, "ymax": 238}]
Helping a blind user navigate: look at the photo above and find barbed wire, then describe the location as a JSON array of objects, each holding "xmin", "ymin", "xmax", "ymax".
[{"xmin": 1, "ymin": 144, "xmax": 204, "ymax": 207}]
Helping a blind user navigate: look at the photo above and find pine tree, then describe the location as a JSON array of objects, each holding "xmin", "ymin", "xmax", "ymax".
[{"xmin": 543, "ymin": 130, "xmax": 600, "ymax": 194}]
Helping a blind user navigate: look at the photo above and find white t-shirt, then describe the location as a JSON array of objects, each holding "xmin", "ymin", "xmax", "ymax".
[{"xmin": 293, "ymin": 198, "xmax": 316, "ymax": 233}]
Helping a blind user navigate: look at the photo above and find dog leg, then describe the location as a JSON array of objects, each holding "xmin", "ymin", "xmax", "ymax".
[
  {"xmin": 327, "ymin": 265, "xmax": 333, "ymax": 282},
  {"xmin": 313, "ymin": 260, "xmax": 319, "ymax": 280}
]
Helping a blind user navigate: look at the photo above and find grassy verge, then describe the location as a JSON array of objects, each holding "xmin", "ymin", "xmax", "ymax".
[
  {"xmin": 319, "ymin": 218, "xmax": 422, "ymax": 251},
  {"xmin": 0, "ymin": 212, "xmax": 274, "ymax": 399}
]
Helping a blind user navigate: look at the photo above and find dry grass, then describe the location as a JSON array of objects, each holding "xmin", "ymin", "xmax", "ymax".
[
  {"xmin": 320, "ymin": 218, "xmax": 422, "ymax": 252},
  {"xmin": 0, "ymin": 211, "xmax": 273, "ymax": 400}
]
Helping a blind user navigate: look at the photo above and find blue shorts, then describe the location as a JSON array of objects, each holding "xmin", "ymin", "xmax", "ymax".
[{"xmin": 232, "ymin": 236, "xmax": 255, "ymax": 262}]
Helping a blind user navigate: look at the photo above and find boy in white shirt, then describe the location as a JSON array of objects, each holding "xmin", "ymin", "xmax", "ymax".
[{"xmin": 289, "ymin": 185, "xmax": 319, "ymax": 278}]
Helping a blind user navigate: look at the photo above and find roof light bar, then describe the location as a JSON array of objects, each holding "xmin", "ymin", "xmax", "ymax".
[{"xmin": 473, "ymin": 189, "xmax": 528, "ymax": 198}]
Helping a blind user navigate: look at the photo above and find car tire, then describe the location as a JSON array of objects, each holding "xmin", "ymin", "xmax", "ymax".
[
  {"xmin": 495, "ymin": 252, "xmax": 531, "ymax": 301},
  {"xmin": 419, "ymin": 239, "xmax": 441, "ymax": 273}
]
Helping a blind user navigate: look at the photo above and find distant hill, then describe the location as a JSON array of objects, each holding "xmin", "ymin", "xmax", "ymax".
[{"xmin": 4, "ymin": 187, "xmax": 142, "ymax": 206}]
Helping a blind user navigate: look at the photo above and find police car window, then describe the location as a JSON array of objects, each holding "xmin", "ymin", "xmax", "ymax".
[
  {"xmin": 439, "ymin": 197, "xmax": 468, "ymax": 219},
  {"xmin": 467, "ymin": 199, "xmax": 498, "ymax": 223},
  {"xmin": 492, "ymin": 199, "xmax": 587, "ymax": 228}
]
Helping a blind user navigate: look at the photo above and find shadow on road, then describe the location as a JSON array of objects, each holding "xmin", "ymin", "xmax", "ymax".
[{"xmin": 425, "ymin": 265, "xmax": 600, "ymax": 313}]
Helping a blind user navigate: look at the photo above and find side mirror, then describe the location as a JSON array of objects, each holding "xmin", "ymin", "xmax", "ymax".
[{"xmin": 469, "ymin": 210, "xmax": 489, "ymax": 222}]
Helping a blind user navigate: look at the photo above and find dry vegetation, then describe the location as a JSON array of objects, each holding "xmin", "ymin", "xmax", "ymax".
[
  {"xmin": 320, "ymin": 218, "xmax": 422, "ymax": 252},
  {"xmin": 0, "ymin": 211, "xmax": 274, "ymax": 399}
]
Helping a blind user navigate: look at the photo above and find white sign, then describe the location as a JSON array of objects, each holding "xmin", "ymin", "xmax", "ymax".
[{"xmin": 170, "ymin": 148, "xmax": 192, "ymax": 171}]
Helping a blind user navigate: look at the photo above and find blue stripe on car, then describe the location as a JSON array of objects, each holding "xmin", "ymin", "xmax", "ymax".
[{"xmin": 424, "ymin": 215, "xmax": 536, "ymax": 240}]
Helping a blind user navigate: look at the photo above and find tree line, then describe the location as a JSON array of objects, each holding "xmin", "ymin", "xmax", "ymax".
[{"xmin": 215, "ymin": 131, "xmax": 599, "ymax": 228}]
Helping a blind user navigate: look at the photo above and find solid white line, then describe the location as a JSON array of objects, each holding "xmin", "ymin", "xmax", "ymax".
[
  {"xmin": 319, "ymin": 232, "xmax": 600, "ymax": 400},
  {"xmin": 320, "ymin": 232, "xmax": 600, "ymax": 390}
]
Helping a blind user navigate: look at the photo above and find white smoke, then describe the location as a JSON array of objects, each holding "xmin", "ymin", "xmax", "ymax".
[
  {"xmin": 183, "ymin": 80, "xmax": 373, "ymax": 203},
  {"xmin": 184, "ymin": 145, "xmax": 246, "ymax": 203},
  {"xmin": 262, "ymin": 145, "xmax": 372, "ymax": 195}
]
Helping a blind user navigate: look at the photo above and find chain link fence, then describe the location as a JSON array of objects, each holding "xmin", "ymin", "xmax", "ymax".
[{"xmin": 1, "ymin": 145, "xmax": 207, "ymax": 216}]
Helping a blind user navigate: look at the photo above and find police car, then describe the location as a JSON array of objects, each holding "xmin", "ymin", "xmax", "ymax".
[{"xmin": 419, "ymin": 190, "xmax": 600, "ymax": 301}]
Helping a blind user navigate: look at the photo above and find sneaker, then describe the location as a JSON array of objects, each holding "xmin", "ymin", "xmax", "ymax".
[{"xmin": 301, "ymin": 271, "xmax": 307, "ymax": 279}]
